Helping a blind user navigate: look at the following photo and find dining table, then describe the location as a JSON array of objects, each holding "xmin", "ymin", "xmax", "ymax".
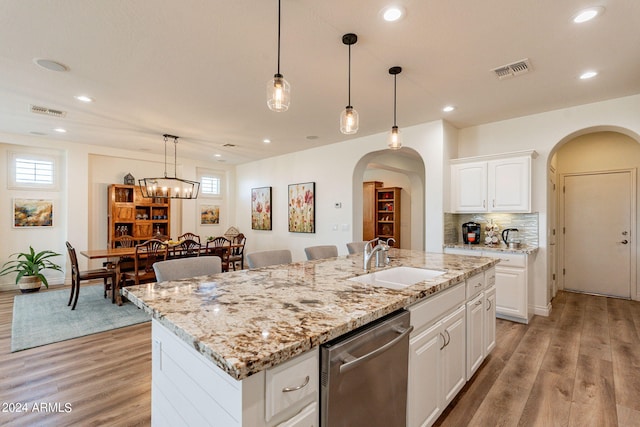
[{"xmin": 80, "ymin": 242, "xmax": 243, "ymax": 305}]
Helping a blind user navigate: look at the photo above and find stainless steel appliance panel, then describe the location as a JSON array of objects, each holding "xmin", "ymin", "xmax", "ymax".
[{"xmin": 320, "ymin": 310, "xmax": 412, "ymax": 427}]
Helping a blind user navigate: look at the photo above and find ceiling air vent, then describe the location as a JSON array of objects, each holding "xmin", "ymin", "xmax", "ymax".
[
  {"xmin": 30, "ymin": 104, "xmax": 67, "ymax": 118},
  {"xmin": 492, "ymin": 58, "xmax": 532, "ymax": 80},
  {"xmin": 222, "ymin": 143, "xmax": 236, "ymax": 148}
]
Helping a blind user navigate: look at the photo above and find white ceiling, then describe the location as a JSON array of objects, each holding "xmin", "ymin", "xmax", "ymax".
[{"xmin": 1, "ymin": 0, "xmax": 639, "ymax": 164}]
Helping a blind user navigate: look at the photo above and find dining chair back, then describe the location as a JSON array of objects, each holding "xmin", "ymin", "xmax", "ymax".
[
  {"xmin": 121, "ymin": 239, "xmax": 168, "ymax": 287},
  {"xmin": 206, "ymin": 237, "xmax": 231, "ymax": 271},
  {"xmin": 178, "ymin": 232, "xmax": 201, "ymax": 244},
  {"xmin": 346, "ymin": 241, "xmax": 370, "ymax": 254},
  {"xmin": 304, "ymin": 245, "xmax": 338, "ymax": 260},
  {"xmin": 229, "ymin": 233, "xmax": 246, "ymax": 270},
  {"xmin": 66, "ymin": 241, "xmax": 117, "ymax": 310},
  {"xmin": 246, "ymin": 249, "xmax": 292, "ymax": 269},
  {"xmin": 113, "ymin": 235, "xmax": 135, "ymax": 248},
  {"xmin": 153, "ymin": 256, "xmax": 222, "ymax": 282},
  {"xmin": 177, "ymin": 238, "xmax": 201, "ymax": 257}
]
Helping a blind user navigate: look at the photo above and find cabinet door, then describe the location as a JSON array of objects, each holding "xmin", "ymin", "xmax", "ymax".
[
  {"xmin": 466, "ymin": 293, "xmax": 485, "ymax": 380},
  {"xmin": 276, "ymin": 402, "xmax": 317, "ymax": 427},
  {"xmin": 441, "ymin": 306, "xmax": 466, "ymax": 405},
  {"xmin": 495, "ymin": 266, "xmax": 527, "ymax": 320},
  {"xmin": 484, "ymin": 286, "xmax": 497, "ymax": 355},
  {"xmin": 487, "ymin": 157, "xmax": 531, "ymax": 212},
  {"xmin": 451, "ymin": 162, "xmax": 487, "ymax": 212},
  {"xmin": 408, "ymin": 322, "xmax": 443, "ymax": 427}
]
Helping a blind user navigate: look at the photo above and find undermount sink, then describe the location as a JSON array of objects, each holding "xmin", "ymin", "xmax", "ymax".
[{"xmin": 348, "ymin": 266, "xmax": 446, "ymax": 290}]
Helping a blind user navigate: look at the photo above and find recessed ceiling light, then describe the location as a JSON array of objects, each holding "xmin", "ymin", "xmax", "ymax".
[
  {"xmin": 442, "ymin": 105, "xmax": 456, "ymax": 113},
  {"xmin": 74, "ymin": 95, "xmax": 94, "ymax": 103},
  {"xmin": 263, "ymin": 138, "xmax": 271, "ymax": 144},
  {"xmin": 573, "ymin": 6, "xmax": 604, "ymax": 23},
  {"xmin": 381, "ymin": 5, "xmax": 405, "ymax": 22},
  {"xmin": 53, "ymin": 128, "xmax": 67, "ymax": 133},
  {"xmin": 214, "ymin": 154, "xmax": 222, "ymax": 157},
  {"xmin": 33, "ymin": 58, "xmax": 69, "ymax": 72},
  {"xmin": 580, "ymin": 70, "xmax": 598, "ymax": 79}
]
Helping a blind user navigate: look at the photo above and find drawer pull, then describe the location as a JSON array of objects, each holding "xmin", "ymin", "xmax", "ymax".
[
  {"xmin": 474, "ymin": 283, "xmax": 482, "ymax": 288},
  {"xmin": 282, "ymin": 375, "xmax": 310, "ymax": 393},
  {"xmin": 475, "ymin": 300, "xmax": 482, "ymax": 306},
  {"xmin": 486, "ymin": 299, "xmax": 492, "ymax": 311}
]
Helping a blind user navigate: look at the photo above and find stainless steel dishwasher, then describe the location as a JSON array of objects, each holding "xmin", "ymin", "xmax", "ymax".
[{"xmin": 320, "ymin": 309, "xmax": 412, "ymax": 427}]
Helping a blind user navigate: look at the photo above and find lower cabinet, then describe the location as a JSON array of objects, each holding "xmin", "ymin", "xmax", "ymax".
[{"xmin": 466, "ymin": 292, "xmax": 484, "ymax": 380}]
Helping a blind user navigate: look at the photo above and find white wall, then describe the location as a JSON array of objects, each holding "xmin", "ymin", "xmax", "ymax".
[
  {"xmin": 235, "ymin": 120, "xmax": 447, "ymax": 261},
  {"xmin": 458, "ymin": 94, "xmax": 640, "ymax": 312}
]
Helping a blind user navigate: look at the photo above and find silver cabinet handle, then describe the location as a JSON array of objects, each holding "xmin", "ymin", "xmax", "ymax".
[
  {"xmin": 439, "ymin": 332, "xmax": 446, "ymax": 350},
  {"xmin": 486, "ymin": 299, "xmax": 492, "ymax": 311},
  {"xmin": 339, "ymin": 325, "xmax": 414, "ymax": 374},
  {"xmin": 474, "ymin": 282, "xmax": 483, "ymax": 288},
  {"xmin": 444, "ymin": 330, "xmax": 451, "ymax": 347},
  {"xmin": 475, "ymin": 300, "xmax": 482, "ymax": 306},
  {"xmin": 621, "ymin": 240, "xmax": 629, "ymax": 244},
  {"xmin": 282, "ymin": 375, "xmax": 310, "ymax": 393}
]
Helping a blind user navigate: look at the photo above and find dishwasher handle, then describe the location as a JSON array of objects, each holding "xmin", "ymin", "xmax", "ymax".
[{"xmin": 339, "ymin": 325, "xmax": 414, "ymax": 374}]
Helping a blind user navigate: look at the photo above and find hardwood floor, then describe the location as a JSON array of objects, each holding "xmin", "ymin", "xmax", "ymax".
[
  {"xmin": 0, "ymin": 285, "xmax": 151, "ymax": 427},
  {"xmin": 435, "ymin": 291, "xmax": 640, "ymax": 427},
  {"xmin": 1, "ymin": 288, "xmax": 639, "ymax": 426}
]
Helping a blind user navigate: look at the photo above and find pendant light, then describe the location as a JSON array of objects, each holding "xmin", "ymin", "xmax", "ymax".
[
  {"xmin": 267, "ymin": 0, "xmax": 290, "ymax": 112},
  {"xmin": 388, "ymin": 66, "xmax": 402, "ymax": 150},
  {"xmin": 138, "ymin": 134, "xmax": 200, "ymax": 199},
  {"xmin": 340, "ymin": 33, "xmax": 359, "ymax": 134}
]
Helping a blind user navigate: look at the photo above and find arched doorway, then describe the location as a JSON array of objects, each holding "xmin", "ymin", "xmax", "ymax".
[
  {"xmin": 548, "ymin": 129, "xmax": 640, "ymax": 300},
  {"xmin": 352, "ymin": 148, "xmax": 425, "ymax": 250}
]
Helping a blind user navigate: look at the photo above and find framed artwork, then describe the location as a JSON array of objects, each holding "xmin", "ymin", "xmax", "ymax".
[
  {"xmin": 288, "ymin": 182, "xmax": 315, "ymax": 233},
  {"xmin": 251, "ymin": 186, "xmax": 272, "ymax": 230},
  {"xmin": 13, "ymin": 199, "xmax": 53, "ymax": 227},
  {"xmin": 200, "ymin": 205, "xmax": 220, "ymax": 225}
]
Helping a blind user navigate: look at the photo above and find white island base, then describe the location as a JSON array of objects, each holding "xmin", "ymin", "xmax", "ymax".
[{"xmin": 151, "ymin": 320, "xmax": 319, "ymax": 427}]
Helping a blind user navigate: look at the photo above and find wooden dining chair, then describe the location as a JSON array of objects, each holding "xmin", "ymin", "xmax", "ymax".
[
  {"xmin": 176, "ymin": 238, "xmax": 201, "ymax": 258},
  {"xmin": 120, "ymin": 239, "xmax": 168, "ymax": 287},
  {"xmin": 205, "ymin": 237, "xmax": 231, "ymax": 272},
  {"xmin": 178, "ymin": 232, "xmax": 201, "ymax": 244},
  {"xmin": 304, "ymin": 245, "xmax": 338, "ymax": 260},
  {"xmin": 66, "ymin": 241, "xmax": 117, "ymax": 310},
  {"xmin": 229, "ymin": 233, "xmax": 246, "ymax": 270}
]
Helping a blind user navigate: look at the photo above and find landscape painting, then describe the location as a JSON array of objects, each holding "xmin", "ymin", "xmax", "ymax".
[
  {"xmin": 13, "ymin": 199, "xmax": 53, "ymax": 227},
  {"xmin": 200, "ymin": 205, "xmax": 220, "ymax": 225}
]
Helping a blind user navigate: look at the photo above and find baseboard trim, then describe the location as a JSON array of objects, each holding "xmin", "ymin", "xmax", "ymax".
[{"xmin": 533, "ymin": 303, "xmax": 552, "ymax": 317}]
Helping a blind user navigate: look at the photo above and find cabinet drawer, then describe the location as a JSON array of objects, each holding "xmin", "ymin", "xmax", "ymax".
[
  {"xmin": 266, "ymin": 349, "xmax": 318, "ymax": 422},
  {"xmin": 485, "ymin": 267, "xmax": 496, "ymax": 288},
  {"xmin": 481, "ymin": 251, "xmax": 526, "ymax": 268},
  {"xmin": 276, "ymin": 402, "xmax": 317, "ymax": 427},
  {"xmin": 466, "ymin": 271, "xmax": 485, "ymax": 298},
  {"xmin": 408, "ymin": 283, "xmax": 465, "ymax": 332}
]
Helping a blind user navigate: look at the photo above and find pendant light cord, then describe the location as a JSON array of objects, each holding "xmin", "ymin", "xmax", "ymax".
[
  {"xmin": 347, "ymin": 44, "xmax": 352, "ymax": 106},
  {"xmin": 163, "ymin": 135, "xmax": 168, "ymax": 178},
  {"xmin": 277, "ymin": 0, "xmax": 281, "ymax": 75},
  {"xmin": 173, "ymin": 137, "xmax": 178, "ymax": 178},
  {"xmin": 393, "ymin": 74, "xmax": 397, "ymax": 126}
]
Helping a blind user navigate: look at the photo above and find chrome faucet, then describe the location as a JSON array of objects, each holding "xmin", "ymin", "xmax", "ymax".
[{"xmin": 363, "ymin": 239, "xmax": 389, "ymax": 271}]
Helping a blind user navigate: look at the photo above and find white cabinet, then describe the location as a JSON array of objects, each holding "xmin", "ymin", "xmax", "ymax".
[
  {"xmin": 484, "ymin": 286, "xmax": 497, "ymax": 355},
  {"xmin": 450, "ymin": 151, "xmax": 536, "ymax": 213},
  {"xmin": 407, "ymin": 284, "xmax": 466, "ymax": 427},
  {"xmin": 466, "ymin": 292, "xmax": 484, "ymax": 379}
]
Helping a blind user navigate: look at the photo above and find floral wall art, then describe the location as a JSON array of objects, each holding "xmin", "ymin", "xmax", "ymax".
[
  {"xmin": 251, "ymin": 187, "xmax": 272, "ymax": 230},
  {"xmin": 288, "ymin": 182, "xmax": 315, "ymax": 233},
  {"xmin": 13, "ymin": 199, "xmax": 53, "ymax": 227}
]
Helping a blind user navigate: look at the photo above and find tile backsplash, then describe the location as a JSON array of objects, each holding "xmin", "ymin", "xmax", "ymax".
[{"xmin": 444, "ymin": 212, "xmax": 539, "ymax": 246}]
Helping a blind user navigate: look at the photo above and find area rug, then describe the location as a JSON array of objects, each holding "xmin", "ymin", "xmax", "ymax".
[{"xmin": 11, "ymin": 284, "xmax": 150, "ymax": 352}]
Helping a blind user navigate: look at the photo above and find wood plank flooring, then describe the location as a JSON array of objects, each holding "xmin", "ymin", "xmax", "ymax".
[{"xmin": 1, "ymin": 288, "xmax": 639, "ymax": 426}]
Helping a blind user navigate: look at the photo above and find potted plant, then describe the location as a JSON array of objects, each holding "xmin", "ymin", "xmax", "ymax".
[{"xmin": 0, "ymin": 246, "xmax": 63, "ymax": 293}]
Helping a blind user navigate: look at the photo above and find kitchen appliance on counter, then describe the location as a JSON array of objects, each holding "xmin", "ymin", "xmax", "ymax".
[
  {"xmin": 502, "ymin": 228, "xmax": 522, "ymax": 249},
  {"xmin": 462, "ymin": 221, "xmax": 481, "ymax": 244},
  {"xmin": 320, "ymin": 309, "xmax": 412, "ymax": 427}
]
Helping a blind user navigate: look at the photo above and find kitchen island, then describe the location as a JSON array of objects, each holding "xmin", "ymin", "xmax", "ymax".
[{"xmin": 124, "ymin": 249, "xmax": 497, "ymax": 426}]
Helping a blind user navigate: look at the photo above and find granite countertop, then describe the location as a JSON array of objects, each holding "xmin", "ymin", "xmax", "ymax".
[
  {"xmin": 443, "ymin": 242, "xmax": 539, "ymax": 255},
  {"xmin": 123, "ymin": 249, "xmax": 497, "ymax": 381}
]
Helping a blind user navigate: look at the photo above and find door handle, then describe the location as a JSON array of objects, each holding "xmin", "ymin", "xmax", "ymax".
[
  {"xmin": 621, "ymin": 240, "xmax": 629, "ymax": 244},
  {"xmin": 339, "ymin": 325, "xmax": 413, "ymax": 374}
]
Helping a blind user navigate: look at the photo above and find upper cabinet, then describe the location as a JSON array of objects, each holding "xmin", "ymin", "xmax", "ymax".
[{"xmin": 450, "ymin": 150, "xmax": 537, "ymax": 213}]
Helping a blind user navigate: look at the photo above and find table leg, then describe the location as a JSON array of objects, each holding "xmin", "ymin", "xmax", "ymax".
[{"xmin": 114, "ymin": 261, "xmax": 123, "ymax": 306}]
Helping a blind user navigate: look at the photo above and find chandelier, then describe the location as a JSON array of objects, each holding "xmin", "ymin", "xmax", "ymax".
[{"xmin": 138, "ymin": 134, "xmax": 200, "ymax": 199}]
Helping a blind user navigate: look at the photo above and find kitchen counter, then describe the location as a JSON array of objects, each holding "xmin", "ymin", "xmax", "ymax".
[
  {"xmin": 443, "ymin": 242, "xmax": 539, "ymax": 255},
  {"xmin": 123, "ymin": 249, "xmax": 497, "ymax": 381}
]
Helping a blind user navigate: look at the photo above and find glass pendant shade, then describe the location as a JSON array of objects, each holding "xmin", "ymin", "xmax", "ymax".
[
  {"xmin": 267, "ymin": 73, "xmax": 290, "ymax": 112},
  {"xmin": 340, "ymin": 106, "xmax": 359, "ymax": 134},
  {"xmin": 388, "ymin": 125, "xmax": 402, "ymax": 150}
]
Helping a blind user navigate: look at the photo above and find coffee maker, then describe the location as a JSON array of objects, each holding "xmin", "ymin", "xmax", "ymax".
[{"xmin": 462, "ymin": 222, "xmax": 481, "ymax": 244}]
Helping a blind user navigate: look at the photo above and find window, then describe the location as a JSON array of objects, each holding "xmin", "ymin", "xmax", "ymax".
[
  {"xmin": 201, "ymin": 175, "xmax": 221, "ymax": 196},
  {"xmin": 8, "ymin": 151, "xmax": 58, "ymax": 190}
]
